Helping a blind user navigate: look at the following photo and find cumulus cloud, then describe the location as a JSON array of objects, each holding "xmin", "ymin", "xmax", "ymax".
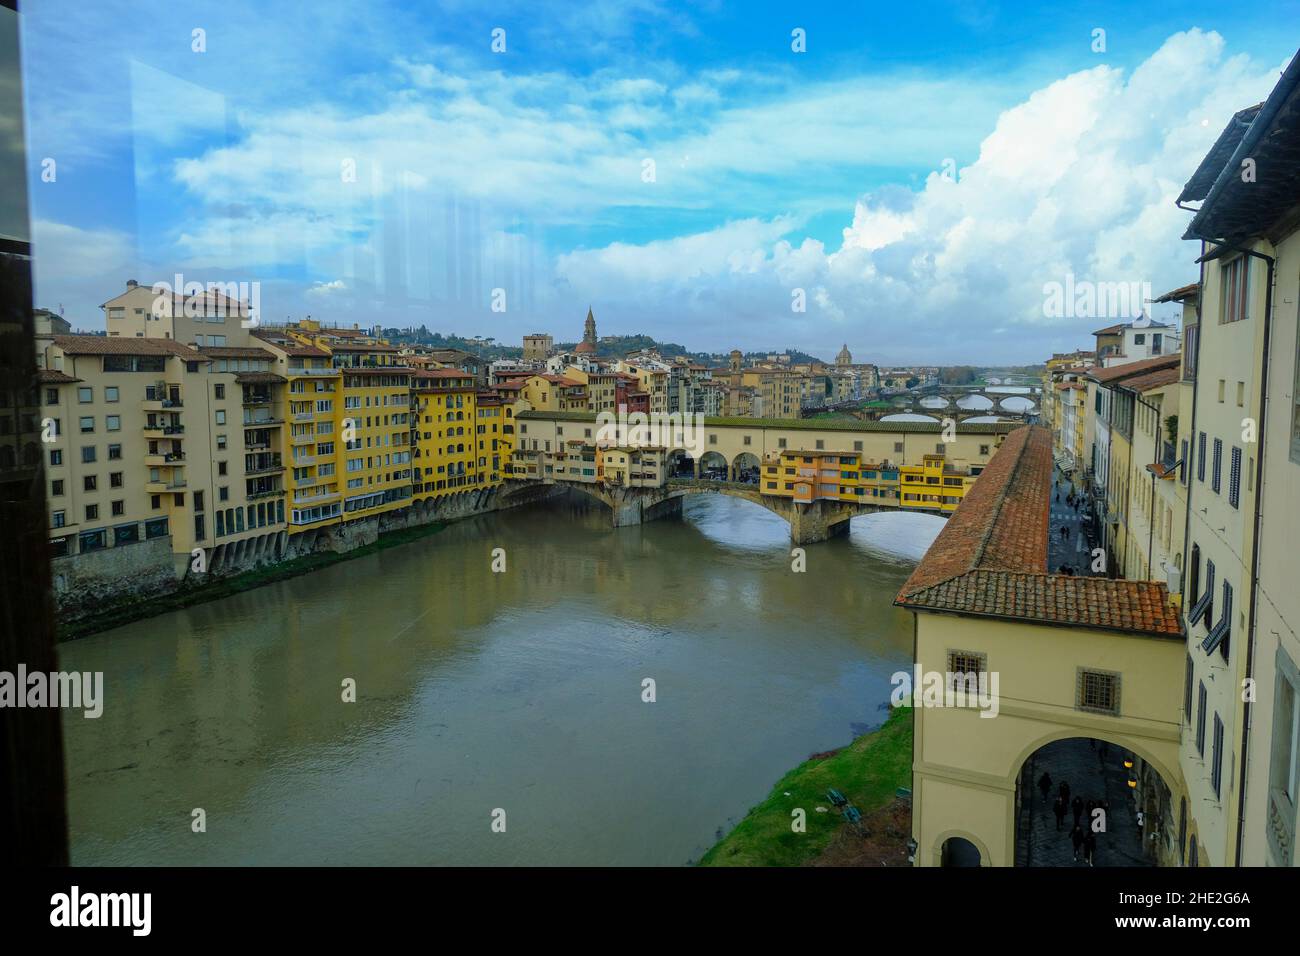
[{"xmin": 560, "ymin": 30, "xmax": 1284, "ymax": 363}]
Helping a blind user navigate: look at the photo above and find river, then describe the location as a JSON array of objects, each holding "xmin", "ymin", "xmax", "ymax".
[{"xmin": 59, "ymin": 493, "xmax": 941, "ymax": 865}]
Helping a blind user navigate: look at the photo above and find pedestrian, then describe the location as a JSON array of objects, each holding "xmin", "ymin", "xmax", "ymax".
[
  {"xmin": 1083, "ymin": 829, "xmax": 1097, "ymax": 866},
  {"xmin": 1059, "ymin": 780, "xmax": 1071, "ymax": 804},
  {"xmin": 1072, "ymin": 795, "xmax": 1084, "ymax": 825},
  {"xmin": 1038, "ymin": 771, "xmax": 1052, "ymax": 801},
  {"xmin": 1065, "ymin": 525, "xmax": 1073, "ymax": 542},
  {"xmin": 1053, "ymin": 795, "xmax": 1067, "ymax": 831},
  {"xmin": 1070, "ymin": 823, "xmax": 1084, "ymax": 860},
  {"xmin": 1056, "ymin": 491, "xmax": 1060, "ymax": 503}
]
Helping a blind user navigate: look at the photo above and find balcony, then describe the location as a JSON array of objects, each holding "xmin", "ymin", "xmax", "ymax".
[
  {"xmin": 243, "ymin": 417, "xmax": 283, "ymax": 428},
  {"xmin": 146, "ymin": 479, "xmax": 187, "ymax": 493},
  {"xmin": 293, "ymin": 490, "xmax": 340, "ymax": 504},
  {"xmin": 144, "ymin": 452, "xmax": 186, "ymax": 467},
  {"xmin": 143, "ymin": 423, "xmax": 184, "ymax": 438},
  {"xmin": 246, "ymin": 457, "xmax": 284, "ymax": 477},
  {"xmin": 242, "ymin": 391, "xmax": 273, "ymax": 406},
  {"xmin": 291, "ymin": 411, "xmax": 315, "ymax": 422},
  {"xmin": 291, "ymin": 454, "xmax": 316, "ymax": 466},
  {"xmin": 247, "ymin": 488, "xmax": 286, "ymax": 501}
]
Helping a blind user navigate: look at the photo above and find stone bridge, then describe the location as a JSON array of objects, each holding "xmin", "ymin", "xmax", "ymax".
[
  {"xmin": 500, "ymin": 476, "xmax": 945, "ymax": 544},
  {"xmin": 882, "ymin": 384, "xmax": 1041, "ymax": 418}
]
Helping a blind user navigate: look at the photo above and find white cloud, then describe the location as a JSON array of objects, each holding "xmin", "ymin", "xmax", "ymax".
[{"xmin": 555, "ymin": 30, "xmax": 1285, "ymax": 363}]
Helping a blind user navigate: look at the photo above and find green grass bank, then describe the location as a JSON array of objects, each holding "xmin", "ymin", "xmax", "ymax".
[{"xmin": 698, "ymin": 706, "xmax": 913, "ymax": 866}]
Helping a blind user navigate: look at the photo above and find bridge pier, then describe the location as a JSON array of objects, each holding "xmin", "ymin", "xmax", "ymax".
[
  {"xmin": 608, "ymin": 487, "xmax": 683, "ymax": 528},
  {"xmin": 788, "ymin": 500, "xmax": 856, "ymax": 545}
]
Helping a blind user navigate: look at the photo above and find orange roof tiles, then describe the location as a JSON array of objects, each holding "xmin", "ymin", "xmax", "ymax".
[
  {"xmin": 895, "ymin": 425, "xmax": 1183, "ymax": 638},
  {"xmin": 51, "ymin": 335, "xmax": 198, "ymax": 357},
  {"xmin": 1086, "ymin": 353, "xmax": 1180, "ymax": 385}
]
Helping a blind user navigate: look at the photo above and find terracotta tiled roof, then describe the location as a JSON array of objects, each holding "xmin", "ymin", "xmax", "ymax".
[
  {"xmin": 51, "ymin": 335, "xmax": 197, "ymax": 356},
  {"xmin": 251, "ymin": 330, "xmax": 331, "ymax": 357},
  {"xmin": 199, "ymin": 346, "xmax": 276, "ymax": 359},
  {"xmin": 1092, "ymin": 323, "xmax": 1127, "ymax": 336},
  {"xmin": 37, "ymin": 369, "xmax": 81, "ymax": 383},
  {"xmin": 901, "ymin": 571, "xmax": 1183, "ymax": 636},
  {"xmin": 412, "ymin": 368, "xmax": 475, "ymax": 381},
  {"xmin": 1124, "ymin": 366, "xmax": 1181, "ymax": 393},
  {"xmin": 1153, "ymin": 282, "xmax": 1199, "ymax": 303},
  {"xmin": 233, "ymin": 372, "xmax": 285, "ymax": 385},
  {"xmin": 895, "ymin": 424, "xmax": 1183, "ymax": 638},
  {"xmin": 1086, "ymin": 353, "xmax": 1180, "ymax": 385}
]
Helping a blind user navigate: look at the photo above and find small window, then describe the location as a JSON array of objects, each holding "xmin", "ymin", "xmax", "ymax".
[
  {"xmin": 1212, "ymin": 438, "xmax": 1223, "ymax": 493},
  {"xmin": 1076, "ymin": 669, "xmax": 1120, "ymax": 716},
  {"xmin": 108, "ymin": 444, "xmax": 122, "ymax": 460},
  {"xmin": 815, "ymin": 440, "xmax": 824, "ymax": 450},
  {"xmin": 218, "ymin": 461, "xmax": 227, "ymax": 476},
  {"xmin": 49, "ymin": 449, "xmax": 62, "ymax": 466},
  {"xmin": 1228, "ymin": 447, "xmax": 1241, "ymax": 509},
  {"xmin": 1211, "ymin": 713, "xmax": 1225, "ymax": 799},
  {"xmin": 77, "ymin": 387, "xmax": 92, "ymax": 403},
  {"xmin": 79, "ymin": 416, "xmax": 94, "ymax": 433},
  {"xmin": 105, "ymin": 386, "xmax": 119, "ymax": 402},
  {"xmin": 151, "ymin": 495, "xmax": 162, "ymax": 509},
  {"xmin": 1196, "ymin": 682, "xmax": 1208, "ymax": 756},
  {"xmin": 111, "ymin": 500, "xmax": 124, "ymax": 517},
  {"xmin": 777, "ymin": 438, "xmax": 786, "ymax": 449},
  {"xmin": 215, "ymin": 410, "xmax": 227, "ymax": 425},
  {"xmin": 854, "ymin": 441, "xmax": 863, "ymax": 451},
  {"xmin": 894, "ymin": 442, "xmax": 904, "ymax": 453},
  {"xmin": 51, "ymin": 479, "xmax": 64, "ymax": 496},
  {"xmin": 743, "ymin": 435, "xmax": 751, "ymax": 446},
  {"xmin": 106, "ymin": 415, "xmax": 121, "ymax": 431},
  {"xmin": 215, "ymin": 384, "xmax": 225, "ymax": 400},
  {"xmin": 110, "ymin": 472, "xmax": 123, "ymax": 488},
  {"xmin": 83, "ymin": 475, "xmax": 96, "ymax": 491},
  {"xmin": 85, "ymin": 503, "xmax": 98, "ymax": 521}
]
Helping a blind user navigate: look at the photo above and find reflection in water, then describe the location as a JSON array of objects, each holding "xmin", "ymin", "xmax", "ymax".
[{"xmin": 61, "ymin": 493, "xmax": 935, "ymax": 865}]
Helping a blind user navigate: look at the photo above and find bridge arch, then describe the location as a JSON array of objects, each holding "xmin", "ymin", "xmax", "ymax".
[
  {"xmin": 699, "ymin": 451, "xmax": 728, "ymax": 479},
  {"xmin": 666, "ymin": 448, "xmax": 696, "ymax": 478},
  {"xmin": 732, "ymin": 452, "xmax": 761, "ymax": 483}
]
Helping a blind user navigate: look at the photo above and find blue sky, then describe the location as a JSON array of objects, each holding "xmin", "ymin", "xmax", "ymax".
[{"xmin": 19, "ymin": 0, "xmax": 1300, "ymax": 363}]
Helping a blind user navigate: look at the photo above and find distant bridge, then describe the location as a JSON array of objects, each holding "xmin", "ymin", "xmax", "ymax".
[{"xmin": 499, "ymin": 475, "xmax": 947, "ymax": 544}]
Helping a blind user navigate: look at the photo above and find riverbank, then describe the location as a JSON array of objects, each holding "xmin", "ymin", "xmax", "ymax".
[
  {"xmin": 698, "ymin": 706, "xmax": 913, "ymax": 866},
  {"xmin": 56, "ymin": 519, "xmax": 449, "ymax": 642}
]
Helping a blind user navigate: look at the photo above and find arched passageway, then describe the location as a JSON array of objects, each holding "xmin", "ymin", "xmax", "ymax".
[
  {"xmin": 1015, "ymin": 737, "xmax": 1174, "ymax": 867},
  {"xmin": 666, "ymin": 449, "xmax": 695, "ymax": 478},
  {"xmin": 698, "ymin": 451, "xmax": 728, "ymax": 480},
  {"xmin": 940, "ymin": 837, "xmax": 981, "ymax": 867},
  {"xmin": 732, "ymin": 452, "xmax": 761, "ymax": 484}
]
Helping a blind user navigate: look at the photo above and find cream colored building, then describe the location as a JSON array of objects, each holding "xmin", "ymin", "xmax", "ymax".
[
  {"xmin": 1174, "ymin": 62, "xmax": 1300, "ymax": 866},
  {"xmin": 896, "ymin": 426, "xmax": 1185, "ymax": 867}
]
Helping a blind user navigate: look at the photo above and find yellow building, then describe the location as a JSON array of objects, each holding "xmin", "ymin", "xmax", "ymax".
[
  {"xmin": 412, "ymin": 369, "xmax": 479, "ymax": 499},
  {"xmin": 898, "ymin": 453, "xmax": 977, "ymax": 513},
  {"xmin": 520, "ymin": 374, "xmax": 588, "ymax": 412},
  {"xmin": 254, "ymin": 330, "xmax": 346, "ymax": 531},
  {"xmin": 761, "ymin": 450, "xmax": 902, "ymax": 505},
  {"xmin": 598, "ymin": 445, "xmax": 666, "ymax": 486}
]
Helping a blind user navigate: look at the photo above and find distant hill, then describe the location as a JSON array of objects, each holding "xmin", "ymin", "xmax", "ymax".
[{"xmin": 378, "ymin": 327, "xmax": 829, "ymax": 367}]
